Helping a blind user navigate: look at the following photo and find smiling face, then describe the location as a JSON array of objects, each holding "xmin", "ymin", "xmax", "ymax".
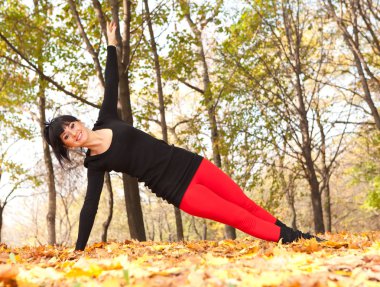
[{"xmin": 60, "ymin": 121, "xmax": 88, "ymax": 148}]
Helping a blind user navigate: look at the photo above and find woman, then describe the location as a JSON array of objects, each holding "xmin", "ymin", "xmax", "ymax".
[{"xmin": 44, "ymin": 22, "xmax": 323, "ymax": 251}]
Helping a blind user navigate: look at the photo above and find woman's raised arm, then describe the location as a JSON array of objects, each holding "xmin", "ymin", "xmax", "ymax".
[{"xmin": 98, "ymin": 21, "xmax": 119, "ymax": 120}]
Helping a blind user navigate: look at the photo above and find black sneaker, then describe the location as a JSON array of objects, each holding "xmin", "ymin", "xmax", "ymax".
[{"xmin": 300, "ymin": 231, "xmax": 326, "ymax": 242}]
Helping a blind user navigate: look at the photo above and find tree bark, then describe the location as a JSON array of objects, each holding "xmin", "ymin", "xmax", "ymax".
[
  {"xmin": 101, "ymin": 172, "xmax": 114, "ymax": 242},
  {"xmin": 316, "ymin": 109, "xmax": 332, "ymax": 232},
  {"xmin": 109, "ymin": 0, "xmax": 146, "ymax": 241},
  {"xmin": 39, "ymin": 82, "xmax": 57, "ymax": 245},
  {"xmin": 0, "ymin": 206, "xmax": 3, "ymax": 242},
  {"xmin": 202, "ymin": 220, "xmax": 207, "ymax": 240},
  {"xmin": 278, "ymin": 142, "xmax": 298, "ymax": 230},
  {"xmin": 33, "ymin": 0, "xmax": 57, "ymax": 245},
  {"xmin": 282, "ymin": 1, "xmax": 325, "ymax": 233}
]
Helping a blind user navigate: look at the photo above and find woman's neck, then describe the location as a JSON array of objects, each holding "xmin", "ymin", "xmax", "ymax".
[{"xmin": 85, "ymin": 129, "xmax": 113, "ymax": 155}]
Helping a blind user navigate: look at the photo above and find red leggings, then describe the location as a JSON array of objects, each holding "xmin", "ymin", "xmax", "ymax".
[{"xmin": 180, "ymin": 159, "xmax": 281, "ymax": 242}]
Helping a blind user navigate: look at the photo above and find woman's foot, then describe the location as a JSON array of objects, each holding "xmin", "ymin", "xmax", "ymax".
[{"xmin": 277, "ymin": 222, "xmax": 326, "ymax": 243}]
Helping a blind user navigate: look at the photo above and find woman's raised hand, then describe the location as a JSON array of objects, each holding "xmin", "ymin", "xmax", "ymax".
[{"xmin": 107, "ymin": 21, "xmax": 118, "ymax": 47}]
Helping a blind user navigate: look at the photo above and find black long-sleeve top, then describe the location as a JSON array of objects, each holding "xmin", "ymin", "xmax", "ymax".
[{"xmin": 75, "ymin": 46, "xmax": 203, "ymax": 250}]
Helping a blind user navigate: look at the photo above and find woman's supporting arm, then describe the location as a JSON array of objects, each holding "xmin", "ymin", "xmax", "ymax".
[{"xmin": 75, "ymin": 169, "xmax": 105, "ymax": 250}]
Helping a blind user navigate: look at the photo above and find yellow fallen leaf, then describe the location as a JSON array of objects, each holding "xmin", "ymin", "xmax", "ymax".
[
  {"xmin": 186, "ymin": 242, "xmax": 205, "ymax": 251},
  {"xmin": 65, "ymin": 267, "xmax": 93, "ymax": 278},
  {"xmin": 333, "ymin": 269, "xmax": 352, "ymax": 276},
  {"xmin": 187, "ymin": 268, "xmax": 205, "ymax": 287},
  {"xmin": 218, "ymin": 239, "xmax": 235, "ymax": 246},
  {"xmin": 203, "ymin": 253, "xmax": 229, "ymax": 265},
  {"xmin": 151, "ymin": 245, "xmax": 167, "ymax": 251},
  {"xmin": 0, "ymin": 264, "xmax": 18, "ymax": 280},
  {"xmin": 322, "ymin": 241, "xmax": 349, "ymax": 249},
  {"xmin": 69, "ymin": 257, "xmax": 103, "ymax": 277},
  {"xmin": 102, "ymin": 277, "xmax": 123, "ymax": 287}
]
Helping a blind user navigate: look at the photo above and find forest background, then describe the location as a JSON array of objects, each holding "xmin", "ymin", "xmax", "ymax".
[{"xmin": 0, "ymin": 0, "xmax": 379, "ymax": 248}]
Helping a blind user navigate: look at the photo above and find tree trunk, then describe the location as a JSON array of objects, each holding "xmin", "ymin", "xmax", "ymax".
[
  {"xmin": 326, "ymin": 0, "xmax": 380, "ymax": 130},
  {"xmin": 39, "ymin": 87, "xmax": 57, "ymax": 245},
  {"xmin": 113, "ymin": 0, "xmax": 146, "ymax": 241},
  {"xmin": 0, "ymin": 206, "xmax": 3, "ymax": 242},
  {"xmin": 324, "ymin": 184, "xmax": 332, "ymax": 232},
  {"xmin": 297, "ymin": 86, "xmax": 325, "ymax": 233},
  {"xmin": 202, "ymin": 220, "xmax": 207, "ymax": 240},
  {"xmin": 143, "ymin": 0, "xmax": 184, "ymax": 241},
  {"xmin": 33, "ymin": 0, "xmax": 56, "ymax": 246},
  {"xmin": 101, "ymin": 172, "xmax": 114, "ymax": 242},
  {"xmin": 122, "ymin": 174, "xmax": 146, "ymax": 240},
  {"xmin": 304, "ymin": 158, "xmax": 325, "ymax": 233},
  {"xmin": 316, "ymin": 109, "xmax": 332, "ymax": 232},
  {"xmin": 282, "ymin": 1, "xmax": 325, "ymax": 233},
  {"xmin": 289, "ymin": 196, "xmax": 297, "ymax": 230},
  {"xmin": 190, "ymin": 217, "xmax": 202, "ymax": 240}
]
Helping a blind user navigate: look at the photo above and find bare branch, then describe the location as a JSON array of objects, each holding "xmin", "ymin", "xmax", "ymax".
[
  {"xmin": 92, "ymin": 0, "xmax": 108, "ymax": 44},
  {"xmin": 0, "ymin": 32, "xmax": 100, "ymax": 108},
  {"xmin": 202, "ymin": 0, "xmax": 223, "ymax": 28},
  {"xmin": 177, "ymin": 78, "xmax": 204, "ymax": 94},
  {"xmin": 67, "ymin": 0, "xmax": 105, "ymax": 88}
]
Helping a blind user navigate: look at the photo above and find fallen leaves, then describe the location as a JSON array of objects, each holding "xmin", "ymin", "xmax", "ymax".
[{"xmin": 0, "ymin": 231, "xmax": 378, "ymax": 286}]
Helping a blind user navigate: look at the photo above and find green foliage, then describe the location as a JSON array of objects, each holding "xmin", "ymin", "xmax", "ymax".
[{"xmin": 348, "ymin": 131, "xmax": 380, "ymax": 210}]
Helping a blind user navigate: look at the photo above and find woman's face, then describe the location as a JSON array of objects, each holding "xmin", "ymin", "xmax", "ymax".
[{"xmin": 59, "ymin": 121, "xmax": 88, "ymax": 148}]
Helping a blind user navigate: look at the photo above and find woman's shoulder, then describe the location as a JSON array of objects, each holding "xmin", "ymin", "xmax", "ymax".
[{"xmin": 93, "ymin": 117, "xmax": 117, "ymax": 128}]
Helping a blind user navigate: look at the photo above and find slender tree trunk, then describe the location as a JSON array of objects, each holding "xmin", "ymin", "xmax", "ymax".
[
  {"xmin": 190, "ymin": 217, "xmax": 202, "ymax": 240},
  {"xmin": 296, "ymin": 81, "xmax": 325, "ymax": 233},
  {"xmin": 159, "ymin": 213, "xmax": 163, "ymax": 241},
  {"xmin": 101, "ymin": 172, "xmax": 114, "ymax": 242},
  {"xmin": 34, "ymin": 0, "xmax": 57, "ymax": 244},
  {"xmin": 143, "ymin": 0, "xmax": 184, "ymax": 241},
  {"xmin": 146, "ymin": 197, "xmax": 155, "ymax": 240},
  {"xmin": 202, "ymin": 220, "xmax": 207, "ymax": 240},
  {"xmin": 324, "ymin": 184, "xmax": 332, "ymax": 232},
  {"xmin": 39, "ymin": 86, "xmax": 57, "ymax": 245},
  {"xmin": 325, "ymin": 0, "xmax": 380, "ymax": 130},
  {"xmin": 316, "ymin": 109, "xmax": 332, "ymax": 232},
  {"xmin": 0, "ymin": 205, "xmax": 3, "ymax": 242},
  {"xmin": 121, "ymin": 174, "xmax": 146, "ymax": 240},
  {"xmin": 282, "ymin": 1, "xmax": 325, "ymax": 233},
  {"xmin": 285, "ymin": 173, "xmax": 298, "ymax": 230},
  {"xmin": 280, "ymin": 168, "xmax": 298, "ymax": 229},
  {"xmin": 288, "ymin": 192, "xmax": 297, "ymax": 230},
  {"xmin": 350, "ymin": 9, "xmax": 380, "ymax": 130},
  {"xmin": 110, "ymin": 0, "xmax": 146, "ymax": 241},
  {"xmin": 286, "ymin": 180, "xmax": 297, "ymax": 230},
  {"xmin": 277, "ymin": 139, "xmax": 298, "ymax": 229},
  {"xmin": 36, "ymin": 50, "xmax": 57, "ymax": 244}
]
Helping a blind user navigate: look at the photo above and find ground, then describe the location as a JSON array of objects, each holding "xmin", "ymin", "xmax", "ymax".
[{"xmin": 0, "ymin": 231, "xmax": 379, "ymax": 286}]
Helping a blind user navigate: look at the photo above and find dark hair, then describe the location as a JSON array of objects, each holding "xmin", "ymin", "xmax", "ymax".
[{"xmin": 44, "ymin": 115, "xmax": 79, "ymax": 166}]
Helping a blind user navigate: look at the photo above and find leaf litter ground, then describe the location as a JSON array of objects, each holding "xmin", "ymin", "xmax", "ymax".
[{"xmin": 0, "ymin": 231, "xmax": 379, "ymax": 286}]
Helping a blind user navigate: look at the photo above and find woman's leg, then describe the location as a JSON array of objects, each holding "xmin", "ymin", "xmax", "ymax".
[
  {"xmin": 179, "ymin": 183, "xmax": 281, "ymax": 242},
  {"xmin": 192, "ymin": 159, "xmax": 277, "ymax": 223}
]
